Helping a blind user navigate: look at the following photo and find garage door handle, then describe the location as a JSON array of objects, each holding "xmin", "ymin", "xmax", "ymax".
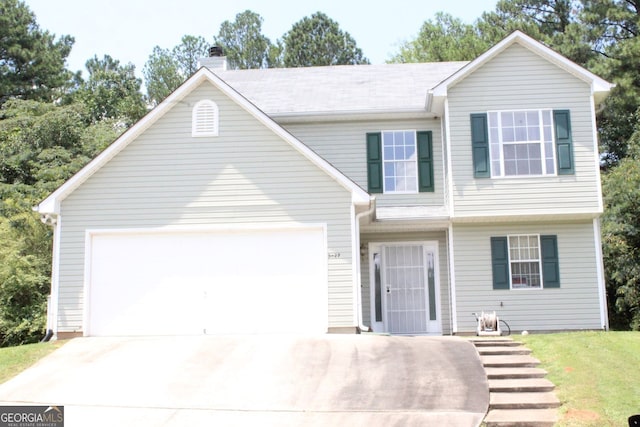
[{"xmin": 386, "ymin": 286, "xmax": 390, "ymax": 293}]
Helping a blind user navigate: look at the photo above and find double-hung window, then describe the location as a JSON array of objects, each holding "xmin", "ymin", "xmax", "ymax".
[
  {"xmin": 471, "ymin": 109, "xmax": 574, "ymax": 178},
  {"xmin": 488, "ymin": 110, "xmax": 555, "ymax": 177},
  {"xmin": 366, "ymin": 130, "xmax": 434, "ymax": 194},
  {"xmin": 383, "ymin": 131, "xmax": 418, "ymax": 193},
  {"xmin": 491, "ymin": 234, "xmax": 560, "ymax": 290}
]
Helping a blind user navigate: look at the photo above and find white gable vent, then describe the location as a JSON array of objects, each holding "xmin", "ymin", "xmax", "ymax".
[{"xmin": 192, "ymin": 100, "xmax": 219, "ymax": 137}]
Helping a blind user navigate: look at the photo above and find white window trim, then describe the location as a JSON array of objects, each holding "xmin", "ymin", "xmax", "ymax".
[
  {"xmin": 488, "ymin": 109, "xmax": 556, "ymax": 179},
  {"xmin": 192, "ymin": 99, "xmax": 219, "ymax": 137},
  {"xmin": 381, "ymin": 129, "xmax": 419, "ymax": 194},
  {"xmin": 507, "ymin": 233, "xmax": 544, "ymax": 291}
]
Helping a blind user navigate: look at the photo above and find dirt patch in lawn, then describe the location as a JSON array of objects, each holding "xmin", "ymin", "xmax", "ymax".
[{"xmin": 563, "ymin": 408, "xmax": 600, "ymax": 423}]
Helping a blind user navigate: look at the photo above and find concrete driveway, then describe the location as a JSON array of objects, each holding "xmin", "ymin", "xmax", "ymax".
[{"xmin": 0, "ymin": 335, "xmax": 488, "ymax": 426}]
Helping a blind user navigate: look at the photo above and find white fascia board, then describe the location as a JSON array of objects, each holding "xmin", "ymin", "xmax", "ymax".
[
  {"xmin": 430, "ymin": 30, "xmax": 613, "ymax": 102},
  {"xmin": 37, "ymin": 68, "xmax": 372, "ymax": 214}
]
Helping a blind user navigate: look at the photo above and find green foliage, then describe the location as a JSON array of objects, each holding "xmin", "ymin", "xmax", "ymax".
[
  {"xmin": 581, "ymin": 0, "xmax": 640, "ymax": 166},
  {"xmin": 282, "ymin": 12, "xmax": 369, "ymax": 67},
  {"xmin": 143, "ymin": 46, "xmax": 183, "ymax": 106},
  {"xmin": 392, "ymin": 13, "xmax": 489, "ymax": 62},
  {"xmin": 0, "ymin": 100, "xmax": 121, "ymax": 346},
  {"xmin": 601, "ymin": 130, "xmax": 640, "ymax": 330},
  {"xmin": 214, "ymin": 10, "xmax": 279, "ymax": 69},
  {"xmin": 172, "ymin": 35, "xmax": 209, "ymax": 76},
  {"xmin": 0, "ymin": 0, "xmax": 74, "ymax": 105},
  {"xmin": 0, "ymin": 199, "xmax": 51, "ymax": 347},
  {"xmin": 69, "ymin": 55, "xmax": 147, "ymax": 126},
  {"xmin": 0, "ymin": 2, "xmax": 133, "ymax": 347},
  {"xmin": 143, "ymin": 35, "xmax": 209, "ymax": 105}
]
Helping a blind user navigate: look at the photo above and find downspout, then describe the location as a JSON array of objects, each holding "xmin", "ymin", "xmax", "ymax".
[
  {"xmin": 36, "ymin": 211, "xmax": 59, "ymax": 341},
  {"xmin": 354, "ymin": 200, "xmax": 376, "ymax": 333}
]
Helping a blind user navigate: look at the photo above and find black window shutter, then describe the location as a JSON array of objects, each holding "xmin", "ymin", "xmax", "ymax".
[
  {"xmin": 540, "ymin": 235, "xmax": 560, "ymax": 288},
  {"xmin": 366, "ymin": 132, "xmax": 383, "ymax": 193},
  {"xmin": 553, "ymin": 110, "xmax": 574, "ymax": 175},
  {"xmin": 417, "ymin": 131, "xmax": 434, "ymax": 192},
  {"xmin": 490, "ymin": 237, "xmax": 510, "ymax": 290},
  {"xmin": 471, "ymin": 113, "xmax": 490, "ymax": 178}
]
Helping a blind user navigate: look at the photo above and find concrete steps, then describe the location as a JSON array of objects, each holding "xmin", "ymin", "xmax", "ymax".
[
  {"xmin": 484, "ymin": 409, "xmax": 560, "ymax": 426},
  {"xmin": 489, "ymin": 378, "xmax": 556, "ymax": 393},
  {"xmin": 478, "ymin": 346, "xmax": 532, "ymax": 356},
  {"xmin": 485, "ymin": 367, "xmax": 548, "ymax": 379},
  {"xmin": 469, "ymin": 337, "xmax": 559, "ymax": 427}
]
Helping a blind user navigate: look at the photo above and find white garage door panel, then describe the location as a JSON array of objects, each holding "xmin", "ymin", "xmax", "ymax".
[{"xmin": 87, "ymin": 228, "xmax": 327, "ymax": 336}]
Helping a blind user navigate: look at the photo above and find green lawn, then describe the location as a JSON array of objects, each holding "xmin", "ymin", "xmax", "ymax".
[
  {"xmin": 515, "ymin": 331, "xmax": 640, "ymax": 427},
  {"xmin": 0, "ymin": 341, "xmax": 65, "ymax": 384}
]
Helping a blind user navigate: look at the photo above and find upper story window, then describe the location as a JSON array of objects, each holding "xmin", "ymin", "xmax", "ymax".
[
  {"xmin": 192, "ymin": 100, "xmax": 219, "ymax": 137},
  {"xmin": 488, "ymin": 110, "xmax": 555, "ymax": 177},
  {"xmin": 383, "ymin": 131, "xmax": 418, "ymax": 193},
  {"xmin": 366, "ymin": 130, "xmax": 434, "ymax": 194},
  {"xmin": 471, "ymin": 109, "xmax": 574, "ymax": 179}
]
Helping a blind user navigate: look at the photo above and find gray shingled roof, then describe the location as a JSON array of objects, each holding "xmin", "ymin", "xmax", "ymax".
[{"xmin": 215, "ymin": 62, "xmax": 468, "ymax": 116}]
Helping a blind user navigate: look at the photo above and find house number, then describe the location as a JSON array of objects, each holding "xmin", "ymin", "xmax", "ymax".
[{"xmin": 328, "ymin": 252, "xmax": 341, "ymax": 259}]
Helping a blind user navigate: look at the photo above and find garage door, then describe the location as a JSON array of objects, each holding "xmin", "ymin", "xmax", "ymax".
[{"xmin": 85, "ymin": 226, "xmax": 327, "ymax": 336}]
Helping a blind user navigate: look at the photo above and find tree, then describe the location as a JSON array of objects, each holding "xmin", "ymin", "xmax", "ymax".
[
  {"xmin": 391, "ymin": 12, "xmax": 489, "ymax": 62},
  {"xmin": 580, "ymin": 0, "xmax": 640, "ymax": 166},
  {"xmin": 72, "ymin": 55, "xmax": 147, "ymax": 125},
  {"xmin": 0, "ymin": 99, "xmax": 122, "ymax": 346},
  {"xmin": 282, "ymin": 12, "xmax": 369, "ymax": 67},
  {"xmin": 477, "ymin": 0, "xmax": 593, "ymax": 64},
  {"xmin": 214, "ymin": 10, "xmax": 279, "ymax": 69},
  {"xmin": 143, "ymin": 46, "xmax": 183, "ymax": 106},
  {"xmin": 601, "ymin": 128, "xmax": 640, "ymax": 330},
  {"xmin": 172, "ymin": 35, "xmax": 209, "ymax": 76},
  {"xmin": 143, "ymin": 35, "xmax": 210, "ymax": 105},
  {"xmin": 0, "ymin": 0, "xmax": 74, "ymax": 105}
]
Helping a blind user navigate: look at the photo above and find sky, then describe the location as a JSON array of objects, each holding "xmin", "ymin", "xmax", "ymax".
[{"xmin": 24, "ymin": 0, "xmax": 497, "ymax": 80}]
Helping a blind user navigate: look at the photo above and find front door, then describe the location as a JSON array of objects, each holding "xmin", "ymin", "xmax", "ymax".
[{"xmin": 369, "ymin": 242, "xmax": 441, "ymax": 334}]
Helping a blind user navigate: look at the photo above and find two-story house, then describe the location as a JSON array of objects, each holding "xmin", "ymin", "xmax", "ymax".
[{"xmin": 37, "ymin": 31, "xmax": 612, "ymax": 338}]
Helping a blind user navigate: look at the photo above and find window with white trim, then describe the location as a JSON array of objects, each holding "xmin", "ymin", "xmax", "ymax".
[
  {"xmin": 508, "ymin": 235, "xmax": 542, "ymax": 289},
  {"xmin": 382, "ymin": 130, "xmax": 418, "ymax": 193},
  {"xmin": 488, "ymin": 109, "xmax": 555, "ymax": 177},
  {"xmin": 491, "ymin": 234, "xmax": 560, "ymax": 290},
  {"xmin": 192, "ymin": 100, "xmax": 219, "ymax": 137}
]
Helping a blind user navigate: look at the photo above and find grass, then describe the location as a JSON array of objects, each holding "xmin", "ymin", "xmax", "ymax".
[
  {"xmin": 514, "ymin": 331, "xmax": 640, "ymax": 427},
  {"xmin": 0, "ymin": 340, "xmax": 65, "ymax": 384}
]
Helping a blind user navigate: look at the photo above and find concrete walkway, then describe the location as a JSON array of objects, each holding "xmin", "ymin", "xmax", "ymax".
[{"xmin": 0, "ymin": 335, "xmax": 489, "ymax": 427}]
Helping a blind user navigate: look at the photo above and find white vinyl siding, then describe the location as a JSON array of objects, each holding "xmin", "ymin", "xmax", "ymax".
[
  {"xmin": 56, "ymin": 82, "xmax": 355, "ymax": 333},
  {"xmin": 360, "ymin": 230, "xmax": 451, "ymax": 335},
  {"xmin": 283, "ymin": 119, "xmax": 445, "ymax": 208},
  {"xmin": 447, "ymin": 43, "xmax": 601, "ymax": 218},
  {"xmin": 453, "ymin": 221, "xmax": 603, "ymax": 332}
]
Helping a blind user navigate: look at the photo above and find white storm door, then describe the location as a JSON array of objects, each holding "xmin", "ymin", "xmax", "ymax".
[
  {"xmin": 369, "ymin": 242, "xmax": 441, "ymax": 334},
  {"xmin": 383, "ymin": 245, "xmax": 428, "ymax": 334}
]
